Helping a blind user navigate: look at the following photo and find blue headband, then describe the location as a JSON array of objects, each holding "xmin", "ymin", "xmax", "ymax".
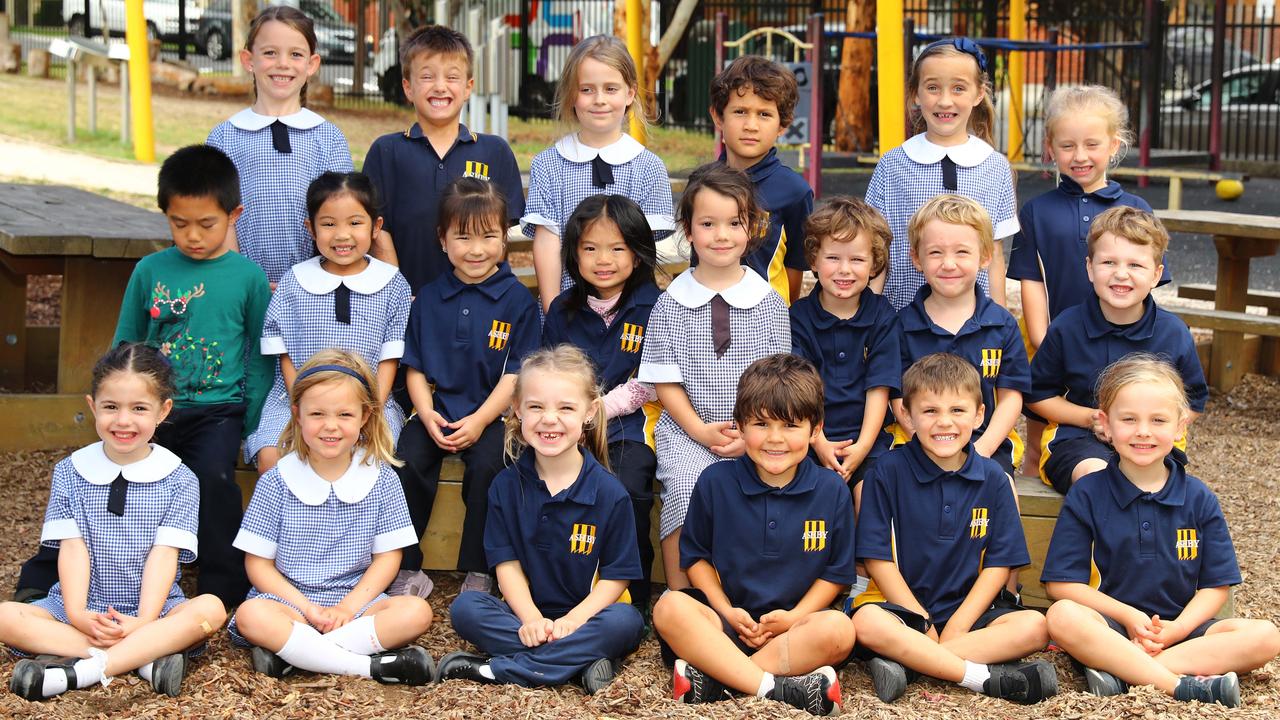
[
  {"xmin": 922, "ymin": 37, "xmax": 989, "ymax": 74},
  {"xmin": 296, "ymin": 363, "xmax": 371, "ymax": 392}
]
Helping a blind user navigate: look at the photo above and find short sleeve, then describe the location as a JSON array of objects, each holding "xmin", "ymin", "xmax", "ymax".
[
  {"xmin": 372, "ymin": 466, "xmax": 418, "ymax": 554},
  {"xmin": 855, "ymin": 462, "xmax": 895, "ymax": 562},
  {"xmin": 678, "ymin": 474, "xmax": 715, "ymax": 570},
  {"xmin": 1006, "ymin": 203, "xmax": 1043, "ymax": 282},
  {"xmin": 401, "ymin": 296, "xmax": 426, "ymax": 372},
  {"xmin": 363, "ymin": 138, "xmax": 394, "ymax": 231},
  {"xmin": 155, "ymin": 467, "xmax": 200, "ymax": 563},
  {"xmin": 990, "ymin": 161, "xmax": 1020, "ymax": 240},
  {"xmin": 494, "ymin": 141, "xmax": 526, "ymax": 223},
  {"xmin": 501, "ymin": 293, "xmax": 542, "ymax": 376},
  {"xmin": 1039, "ymin": 492, "xmax": 1096, "ymax": 584},
  {"xmin": 789, "ymin": 308, "xmax": 819, "ymax": 364},
  {"xmin": 323, "ymin": 124, "xmax": 355, "ymax": 172},
  {"xmin": 380, "ymin": 274, "xmax": 412, "ymax": 361},
  {"xmin": 521, "ymin": 153, "xmax": 560, "ymax": 237},
  {"xmin": 864, "ymin": 310, "xmax": 903, "ymax": 392},
  {"xmin": 483, "ymin": 468, "xmax": 519, "ymax": 568},
  {"xmin": 1195, "ymin": 489, "xmax": 1242, "ymax": 588},
  {"xmin": 781, "ymin": 188, "xmax": 814, "ymax": 271},
  {"xmin": 996, "ymin": 317, "xmax": 1032, "ymax": 393},
  {"xmin": 764, "ymin": 294, "xmax": 792, "ymax": 353},
  {"xmin": 980, "ymin": 472, "xmax": 1031, "ymax": 568},
  {"xmin": 1027, "ymin": 324, "xmax": 1067, "ymax": 403},
  {"xmin": 596, "ymin": 491, "xmax": 643, "ymax": 581},
  {"xmin": 260, "ymin": 281, "xmax": 287, "ymax": 356},
  {"xmin": 241, "ymin": 265, "xmax": 275, "ymax": 437},
  {"xmin": 635, "ymin": 153, "xmax": 676, "ymax": 235},
  {"xmin": 820, "ymin": 480, "xmax": 858, "ymax": 585},
  {"xmin": 637, "ymin": 295, "xmax": 682, "ymax": 383},
  {"xmin": 233, "ymin": 471, "xmax": 285, "ymax": 559},
  {"xmin": 40, "ymin": 461, "xmax": 80, "ymax": 547},
  {"xmin": 864, "ymin": 160, "xmax": 889, "ymax": 214}
]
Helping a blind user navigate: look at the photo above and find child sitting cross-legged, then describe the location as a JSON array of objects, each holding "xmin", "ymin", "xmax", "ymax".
[{"xmin": 653, "ymin": 353, "xmax": 855, "ymax": 717}]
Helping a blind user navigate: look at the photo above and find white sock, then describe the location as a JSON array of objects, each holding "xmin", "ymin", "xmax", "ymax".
[
  {"xmin": 276, "ymin": 622, "xmax": 372, "ymax": 678},
  {"xmin": 38, "ymin": 648, "xmax": 108, "ymax": 697},
  {"xmin": 40, "ymin": 668, "xmax": 69, "ymax": 697},
  {"xmin": 136, "ymin": 661, "xmax": 154, "ymax": 682},
  {"xmin": 478, "ymin": 664, "xmax": 496, "ymax": 680},
  {"xmin": 756, "ymin": 672, "xmax": 775, "ymax": 697},
  {"xmin": 959, "ymin": 661, "xmax": 991, "ymax": 692},
  {"xmin": 322, "ymin": 616, "xmax": 385, "ymax": 655}
]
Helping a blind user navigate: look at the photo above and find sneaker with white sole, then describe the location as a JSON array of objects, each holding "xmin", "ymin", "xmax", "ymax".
[
  {"xmin": 1174, "ymin": 672, "xmax": 1240, "ymax": 708},
  {"xmin": 388, "ymin": 569, "xmax": 434, "ymax": 598},
  {"xmin": 578, "ymin": 658, "xmax": 618, "ymax": 695},
  {"xmin": 672, "ymin": 658, "xmax": 730, "ymax": 704},
  {"xmin": 460, "ymin": 572, "xmax": 494, "ymax": 594},
  {"xmin": 768, "ymin": 666, "xmax": 842, "ymax": 716}
]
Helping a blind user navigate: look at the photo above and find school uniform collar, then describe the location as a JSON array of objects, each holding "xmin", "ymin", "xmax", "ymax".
[
  {"xmin": 554, "ymin": 132, "xmax": 645, "ymax": 165},
  {"xmin": 717, "ymin": 147, "xmax": 783, "ymax": 183},
  {"xmin": 900, "ymin": 285, "xmax": 1006, "ymax": 335},
  {"xmin": 404, "ymin": 122, "xmax": 478, "ymax": 146},
  {"xmin": 1083, "ymin": 295, "xmax": 1158, "ymax": 341},
  {"xmin": 1105, "ymin": 456, "xmax": 1187, "ymax": 509},
  {"xmin": 903, "ymin": 438, "xmax": 988, "ymax": 484},
  {"xmin": 228, "ymin": 107, "xmax": 325, "ymax": 131},
  {"xmin": 901, "ymin": 134, "xmax": 994, "ymax": 168},
  {"xmin": 803, "ymin": 288, "xmax": 883, "ymax": 330},
  {"xmin": 665, "ymin": 267, "xmax": 772, "ymax": 309},
  {"xmin": 71, "ymin": 442, "xmax": 182, "ymax": 485},
  {"xmin": 439, "ymin": 262, "xmax": 518, "ymax": 301},
  {"xmin": 1058, "ymin": 175, "xmax": 1125, "ymax": 200},
  {"xmin": 733, "ymin": 455, "xmax": 821, "ymax": 496},
  {"xmin": 276, "ymin": 448, "xmax": 379, "ymax": 505},
  {"xmin": 514, "ymin": 448, "xmax": 603, "ymax": 505},
  {"xmin": 291, "ymin": 256, "xmax": 400, "ymax": 295}
]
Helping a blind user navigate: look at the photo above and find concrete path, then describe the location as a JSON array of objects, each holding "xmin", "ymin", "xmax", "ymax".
[{"xmin": 0, "ymin": 134, "xmax": 158, "ymax": 197}]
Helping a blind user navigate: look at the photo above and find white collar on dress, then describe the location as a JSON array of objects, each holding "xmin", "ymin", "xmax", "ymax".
[
  {"xmin": 276, "ymin": 448, "xmax": 379, "ymax": 506},
  {"xmin": 554, "ymin": 132, "xmax": 645, "ymax": 165},
  {"xmin": 71, "ymin": 442, "xmax": 182, "ymax": 485},
  {"xmin": 291, "ymin": 256, "xmax": 400, "ymax": 295},
  {"xmin": 665, "ymin": 267, "xmax": 773, "ymax": 309},
  {"xmin": 900, "ymin": 134, "xmax": 994, "ymax": 168},
  {"xmin": 228, "ymin": 107, "xmax": 325, "ymax": 131}
]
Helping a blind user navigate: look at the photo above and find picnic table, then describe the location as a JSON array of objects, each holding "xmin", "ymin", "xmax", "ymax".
[
  {"xmin": 1156, "ymin": 209, "xmax": 1280, "ymax": 392},
  {"xmin": 0, "ymin": 183, "xmax": 169, "ymax": 450}
]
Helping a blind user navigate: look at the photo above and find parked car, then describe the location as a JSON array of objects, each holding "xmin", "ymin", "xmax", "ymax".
[
  {"xmin": 1160, "ymin": 60, "xmax": 1280, "ymax": 155},
  {"xmin": 195, "ymin": 0, "xmax": 363, "ymax": 63},
  {"xmin": 1164, "ymin": 27, "xmax": 1259, "ymax": 91},
  {"xmin": 63, "ymin": 0, "xmax": 201, "ymax": 42}
]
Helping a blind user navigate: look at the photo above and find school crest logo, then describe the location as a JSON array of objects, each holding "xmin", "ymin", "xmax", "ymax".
[
  {"xmin": 969, "ymin": 507, "xmax": 989, "ymax": 539},
  {"xmin": 463, "ymin": 160, "xmax": 491, "ymax": 181},
  {"xmin": 488, "ymin": 320, "xmax": 511, "ymax": 350},
  {"xmin": 570, "ymin": 523, "xmax": 597, "ymax": 555},
  {"xmin": 980, "ymin": 348, "xmax": 1002, "ymax": 378},
  {"xmin": 620, "ymin": 323, "xmax": 645, "ymax": 353},
  {"xmin": 802, "ymin": 520, "xmax": 828, "ymax": 552},
  {"xmin": 1176, "ymin": 528, "xmax": 1200, "ymax": 560}
]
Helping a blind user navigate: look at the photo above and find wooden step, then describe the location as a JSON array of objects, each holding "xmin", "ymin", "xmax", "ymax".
[{"xmin": 1177, "ymin": 283, "xmax": 1280, "ymax": 314}]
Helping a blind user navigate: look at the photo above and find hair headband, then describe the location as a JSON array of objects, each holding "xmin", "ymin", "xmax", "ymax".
[
  {"xmin": 296, "ymin": 364, "xmax": 371, "ymax": 392},
  {"xmin": 922, "ymin": 37, "xmax": 989, "ymax": 74}
]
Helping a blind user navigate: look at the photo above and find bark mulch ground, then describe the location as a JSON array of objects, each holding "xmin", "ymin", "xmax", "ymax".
[{"xmin": 1, "ymin": 347, "xmax": 1278, "ymax": 717}]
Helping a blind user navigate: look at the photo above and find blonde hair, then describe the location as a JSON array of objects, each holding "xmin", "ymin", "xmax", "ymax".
[
  {"xmin": 1086, "ymin": 206, "xmax": 1169, "ymax": 265},
  {"xmin": 908, "ymin": 44, "xmax": 996, "ymax": 147},
  {"xmin": 503, "ymin": 345, "xmax": 610, "ymax": 468},
  {"xmin": 553, "ymin": 35, "xmax": 650, "ymax": 131},
  {"xmin": 908, "ymin": 194, "xmax": 994, "ymax": 263},
  {"xmin": 278, "ymin": 350, "xmax": 401, "ymax": 467},
  {"xmin": 1044, "ymin": 85, "xmax": 1133, "ymax": 164},
  {"xmin": 1095, "ymin": 353, "xmax": 1190, "ymax": 418},
  {"xmin": 803, "ymin": 196, "xmax": 892, "ymax": 277}
]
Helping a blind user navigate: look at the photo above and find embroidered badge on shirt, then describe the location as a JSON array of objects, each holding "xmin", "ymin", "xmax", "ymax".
[
  {"xmin": 488, "ymin": 320, "xmax": 511, "ymax": 350},
  {"xmin": 1177, "ymin": 528, "xmax": 1200, "ymax": 560},
  {"xmin": 620, "ymin": 323, "xmax": 645, "ymax": 353},
  {"xmin": 464, "ymin": 160, "xmax": 491, "ymax": 181},
  {"xmin": 970, "ymin": 507, "xmax": 989, "ymax": 539},
  {"xmin": 803, "ymin": 520, "xmax": 828, "ymax": 551},
  {"xmin": 980, "ymin": 348, "xmax": 1002, "ymax": 378},
  {"xmin": 570, "ymin": 523, "xmax": 597, "ymax": 555}
]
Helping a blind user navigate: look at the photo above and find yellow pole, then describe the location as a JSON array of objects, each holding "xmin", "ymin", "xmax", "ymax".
[
  {"xmin": 1008, "ymin": 0, "xmax": 1026, "ymax": 162},
  {"xmin": 124, "ymin": 0, "xmax": 154, "ymax": 162},
  {"xmin": 625, "ymin": 0, "xmax": 646, "ymax": 144},
  {"xmin": 876, "ymin": 0, "xmax": 905, "ymax": 153}
]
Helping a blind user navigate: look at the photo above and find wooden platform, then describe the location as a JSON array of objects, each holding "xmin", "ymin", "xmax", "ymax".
[{"xmin": 1014, "ymin": 475, "xmax": 1064, "ymax": 609}]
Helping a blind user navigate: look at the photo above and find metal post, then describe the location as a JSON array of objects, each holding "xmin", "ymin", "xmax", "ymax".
[
  {"xmin": 1008, "ymin": 0, "xmax": 1026, "ymax": 161},
  {"xmin": 806, "ymin": 13, "xmax": 823, "ymax": 198},
  {"xmin": 178, "ymin": 0, "xmax": 187, "ymax": 60},
  {"xmin": 625, "ymin": 0, "xmax": 646, "ymax": 143},
  {"xmin": 121, "ymin": 59, "xmax": 130, "ymax": 145},
  {"xmin": 1208, "ymin": 0, "xmax": 1226, "ymax": 170},
  {"xmin": 714, "ymin": 12, "xmax": 727, "ymax": 157},
  {"xmin": 353, "ymin": 0, "xmax": 365, "ymax": 97},
  {"xmin": 518, "ymin": 0, "xmax": 530, "ymax": 111},
  {"xmin": 83, "ymin": 0, "xmax": 91, "ymax": 36},
  {"xmin": 66, "ymin": 58, "xmax": 76, "ymax": 142},
  {"xmin": 1043, "ymin": 28, "xmax": 1058, "ymax": 164},
  {"xmin": 1138, "ymin": 0, "xmax": 1160, "ymax": 187},
  {"xmin": 88, "ymin": 65, "xmax": 97, "ymax": 133}
]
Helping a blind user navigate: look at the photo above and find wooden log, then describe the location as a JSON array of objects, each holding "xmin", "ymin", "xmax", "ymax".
[
  {"xmin": 193, "ymin": 74, "xmax": 254, "ymax": 96},
  {"xmin": 1, "ymin": 42, "xmax": 19, "ymax": 74},
  {"xmin": 307, "ymin": 80, "xmax": 334, "ymax": 109},
  {"xmin": 26, "ymin": 48, "xmax": 50, "ymax": 78},
  {"xmin": 151, "ymin": 61, "xmax": 199, "ymax": 91}
]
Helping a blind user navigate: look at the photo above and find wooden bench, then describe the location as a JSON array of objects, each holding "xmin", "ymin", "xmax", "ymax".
[{"xmin": 1177, "ymin": 283, "xmax": 1280, "ymax": 313}]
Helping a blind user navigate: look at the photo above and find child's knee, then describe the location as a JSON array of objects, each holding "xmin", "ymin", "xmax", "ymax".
[
  {"xmin": 808, "ymin": 610, "xmax": 855, "ymax": 657},
  {"xmin": 850, "ymin": 606, "xmax": 896, "ymax": 644},
  {"xmin": 1045, "ymin": 599, "xmax": 1089, "ymax": 639},
  {"xmin": 1246, "ymin": 619, "xmax": 1280, "ymax": 659},
  {"xmin": 651, "ymin": 591, "xmax": 703, "ymax": 631},
  {"xmin": 190, "ymin": 594, "xmax": 229, "ymax": 629},
  {"xmin": 448, "ymin": 590, "xmax": 492, "ymax": 626},
  {"xmin": 1007, "ymin": 609, "xmax": 1049, "ymax": 648},
  {"xmin": 231, "ymin": 598, "xmax": 278, "ymax": 638},
  {"xmin": 389, "ymin": 595, "xmax": 434, "ymax": 633}
]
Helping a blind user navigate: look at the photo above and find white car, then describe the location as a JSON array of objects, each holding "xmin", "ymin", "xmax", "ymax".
[{"xmin": 63, "ymin": 0, "xmax": 201, "ymax": 43}]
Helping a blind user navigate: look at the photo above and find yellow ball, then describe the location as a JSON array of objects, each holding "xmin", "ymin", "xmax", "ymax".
[{"xmin": 1216, "ymin": 179, "xmax": 1244, "ymax": 201}]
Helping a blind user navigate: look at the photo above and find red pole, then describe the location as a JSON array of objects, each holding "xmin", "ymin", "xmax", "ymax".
[
  {"xmin": 1208, "ymin": 0, "xmax": 1226, "ymax": 170},
  {"xmin": 1138, "ymin": 0, "xmax": 1158, "ymax": 187},
  {"xmin": 807, "ymin": 13, "xmax": 823, "ymax": 197},
  {"xmin": 714, "ymin": 12, "xmax": 728, "ymax": 159}
]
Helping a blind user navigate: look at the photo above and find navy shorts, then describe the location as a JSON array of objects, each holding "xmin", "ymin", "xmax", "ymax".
[
  {"xmin": 1103, "ymin": 614, "xmax": 1220, "ymax": 645},
  {"xmin": 1043, "ymin": 435, "xmax": 1113, "ymax": 495},
  {"xmin": 849, "ymin": 589, "xmax": 1026, "ymax": 662}
]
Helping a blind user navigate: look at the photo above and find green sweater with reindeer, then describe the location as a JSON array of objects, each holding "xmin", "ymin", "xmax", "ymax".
[{"xmin": 113, "ymin": 246, "xmax": 273, "ymax": 434}]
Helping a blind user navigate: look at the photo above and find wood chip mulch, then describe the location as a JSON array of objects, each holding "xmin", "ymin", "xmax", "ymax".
[{"xmin": 1, "ymin": 380, "xmax": 1278, "ymax": 718}]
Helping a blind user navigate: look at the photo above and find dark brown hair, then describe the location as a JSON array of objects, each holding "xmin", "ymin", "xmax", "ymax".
[
  {"xmin": 677, "ymin": 163, "xmax": 768, "ymax": 257},
  {"xmin": 244, "ymin": 5, "xmax": 317, "ymax": 107},
  {"xmin": 436, "ymin": 177, "xmax": 509, "ymax": 240},
  {"xmin": 94, "ymin": 342, "xmax": 175, "ymax": 401},
  {"xmin": 901, "ymin": 353, "xmax": 983, "ymax": 411},
  {"xmin": 803, "ymin": 196, "xmax": 891, "ymax": 277},
  {"xmin": 711, "ymin": 55, "xmax": 800, "ymax": 127},
  {"xmin": 734, "ymin": 353, "xmax": 824, "ymax": 428},
  {"xmin": 399, "ymin": 24, "xmax": 474, "ymax": 79}
]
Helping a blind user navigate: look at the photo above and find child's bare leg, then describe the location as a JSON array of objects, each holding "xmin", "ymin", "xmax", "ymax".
[
  {"xmin": 652, "ymin": 590, "xmax": 762, "ymax": 693},
  {"xmin": 941, "ymin": 610, "xmax": 1047, "ymax": 664},
  {"xmin": 1046, "ymin": 599, "xmax": 1179, "ymax": 693},
  {"xmin": 233, "ymin": 597, "xmax": 309, "ymax": 651},
  {"xmin": 360, "ymin": 596, "xmax": 433, "ymax": 649},
  {"xmin": 661, "ymin": 530, "xmax": 689, "ymax": 590},
  {"xmin": 1023, "ymin": 420, "xmax": 1044, "ymax": 476},
  {"xmin": 852, "ymin": 605, "xmax": 964, "ymax": 681},
  {"xmin": 750, "ymin": 610, "xmax": 854, "ymax": 676},
  {"xmin": 256, "ymin": 447, "xmax": 281, "ymax": 476},
  {"xmin": 0, "ymin": 602, "xmax": 98, "ymax": 656},
  {"xmin": 1148, "ymin": 619, "xmax": 1280, "ymax": 677},
  {"xmin": 100, "ymin": 595, "xmax": 226, "ymax": 676}
]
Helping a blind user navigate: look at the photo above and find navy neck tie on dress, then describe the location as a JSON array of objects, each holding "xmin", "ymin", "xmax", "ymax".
[
  {"xmin": 941, "ymin": 154, "xmax": 958, "ymax": 191},
  {"xmin": 107, "ymin": 473, "xmax": 128, "ymax": 517},
  {"xmin": 711, "ymin": 294, "xmax": 732, "ymax": 358},
  {"xmin": 270, "ymin": 120, "xmax": 292, "ymax": 154},
  {"xmin": 591, "ymin": 155, "xmax": 614, "ymax": 188},
  {"xmin": 334, "ymin": 283, "xmax": 352, "ymax": 324}
]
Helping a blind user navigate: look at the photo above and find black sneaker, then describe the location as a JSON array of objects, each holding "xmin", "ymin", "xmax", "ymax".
[
  {"xmin": 250, "ymin": 646, "xmax": 296, "ymax": 679},
  {"xmin": 768, "ymin": 666, "xmax": 841, "ymax": 716},
  {"xmin": 149, "ymin": 652, "xmax": 187, "ymax": 697},
  {"xmin": 983, "ymin": 660, "xmax": 1059, "ymax": 704},
  {"xmin": 1174, "ymin": 672, "xmax": 1240, "ymax": 708},
  {"xmin": 867, "ymin": 657, "xmax": 909, "ymax": 702},
  {"xmin": 672, "ymin": 659, "xmax": 731, "ymax": 704},
  {"xmin": 435, "ymin": 651, "xmax": 495, "ymax": 684},
  {"xmin": 578, "ymin": 658, "xmax": 618, "ymax": 695},
  {"xmin": 1084, "ymin": 666, "xmax": 1128, "ymax": 697},
  {"xmin": 370, "ymin": 645, "xmax": 435, "ymax": 686}
]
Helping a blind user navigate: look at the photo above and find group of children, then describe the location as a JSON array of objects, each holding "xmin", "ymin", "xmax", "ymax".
[{"xmin": 0, "ymin": 6, "xmax": 1277, "ymax": 715}]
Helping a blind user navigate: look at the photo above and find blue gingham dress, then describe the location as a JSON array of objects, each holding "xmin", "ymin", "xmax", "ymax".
[
  {"xmin": 34, "ymin": 443, "xmax": 198, "ymax": 625},
  {"xmin": 638, "ymin": 269, "xmax": 790, "ymax": 538},
  {"xmin": 866, "ymin": 134, "xmax": 1020, "ymax": 310},
  {"xmin": 522, "ymin": 133, "xmax": 675, "ymax": 292},
  {"xmin": 245, "ymin": 257, "xmax": 411, "ymax": 461},
  {"xmin": 207, "ymin": 108, "xmax": 354, "ymax": 284},
  {"xmin": 228, "ymin": 449, "xmax": 417, "ymax": 644}
]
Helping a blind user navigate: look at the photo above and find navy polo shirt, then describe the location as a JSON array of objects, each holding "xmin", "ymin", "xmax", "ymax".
[
  {"xmin": 899, "ymin": 286, "xmax": 1031, "ymax": 456},
  {"xmin": 402, "ymin": 262, "xmax": 539, "ymax": 422},
  {"xmin": 1008, "ymin": 178, "xmax": 1170, "ymax": 321},
  {"xmin": 363, "ymin": 123, "xmax": 525, "ymax": 293},
  {"xmin": 858, "ymin": 439, "xmax": 1029, "ymax": 624},
  {"xmin": 1041, "ymin": 457, "xmax": 1240, "ymax": 619},
  {"xmin": 485, "ymin": 449, "xmax": 641, "ymax": 618},
  {"xmin": 790, "ymin": 288, "xmax": 901, "ymax": 451},
  {"xmin": 542, "ymin": 283, "xmax": 659, "ymax": 446},
  {"xmin": 1028, "ymin": 296, "xmax": 1208, "ymax": 445},
  {"xmin": 680, "ymin": 456, "xmax": 857, "ymax": 620}
]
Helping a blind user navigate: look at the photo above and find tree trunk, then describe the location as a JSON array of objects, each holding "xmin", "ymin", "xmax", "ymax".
[
  {"xmin": 643, "ymin": 0, "xmax": 698, "ymax": 91},
  {"xmin": 833, "ymin": 0, "xmax": 875, "ymax": 151}
]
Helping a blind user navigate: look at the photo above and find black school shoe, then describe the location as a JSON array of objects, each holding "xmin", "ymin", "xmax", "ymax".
[
  {"xmin": 1083, "ymin": 666, "xmax": 1129, "ymax": 697},
  {"xmin": 983, "ymin": 660, "xmax": 1059, "ymax": 704},
  {"xmin": 250, "ymin": 646, "xmax": 296, "ymax": 679},
  {"xmin": 768, "ymin": 666, "xmax": 842, "ymax": 716},
  {"xmin": 672, "ymin": 658, "xmax": 731, "ymax": 704},
  {"xmin": 435, "ymin": 651, "xmax": 496, "ymax": 684},
  {"xmin": 149, "ymin": 652, "xmax": 187, "ymax": 697},
  {"xmin": 371, "ymin": 645, "xmax": 436, "ymax": 685},
  {"xmin": 1174, "ymin": 672, "xmax": 1240, "ymax": 708},
  {"xmin": 578, "ymin": 658, "xmax": 618, "ymax": 695}
]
